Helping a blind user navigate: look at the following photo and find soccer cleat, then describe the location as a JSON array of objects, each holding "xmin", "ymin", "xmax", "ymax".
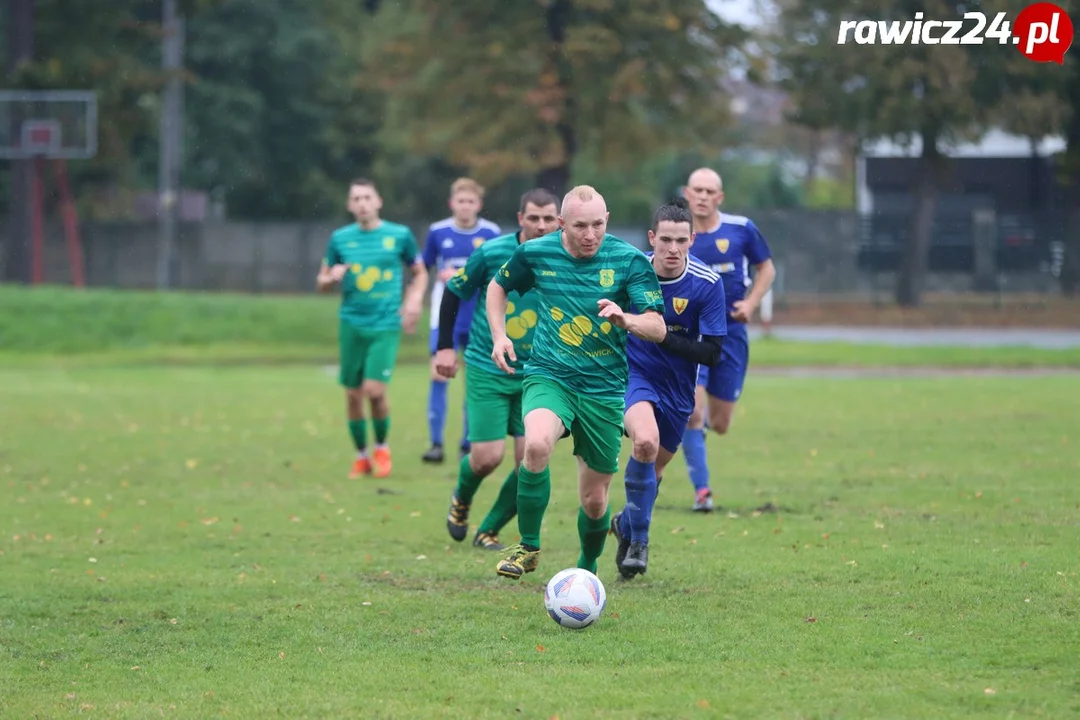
[
  {"xmin": 692, "ymin": 487, "xmax": 714, "ymax": 513},
  {"xmin": 446, "ymin": 495, "xmax": 470, "ymax": 542},
  {"xmin": 620, "ymin": 542, "xmax": 649, "ymax": 578},
  {"xmin": 472, "ymin": 530, "xmax": 504, "ymax": 551},
  {"xmin": 348, "ymin": 456, "xmax": 371, "ymax": 479},
  {"xmin": 372, "ymin": 447, "xmax": 392, "ymax": 478},
  {"xmin": 495, "ymin": 544, "xmax": 540, "ymax": 579},
  {"xmin": 421, "ymin": 444, "xmax": 445, "ymax": 464},
  {"xmin": 610, "ymin": 511, "xmax": 631, "ymax": 572}
]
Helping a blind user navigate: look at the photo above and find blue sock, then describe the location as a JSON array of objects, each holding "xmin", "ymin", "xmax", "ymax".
[
  {"xmin": 428, "ymin": 379, "xmax": 448, "ymax": 446},
  {"xmin": 624, "ymin": 457, "xmax": 657, "ymax": 545},
  {"xmin": 682, "ymin": 427, "xmax": 710, "ymax": 492}
]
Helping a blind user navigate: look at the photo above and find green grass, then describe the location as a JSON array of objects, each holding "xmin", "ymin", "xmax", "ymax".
[
  {"xmin": 2, "ymin": 284, "xmax": 1079, "ymax": 368},
  {"xmin": 2, "ymin": 362, "xmax": 1079, "ymax": 718}
]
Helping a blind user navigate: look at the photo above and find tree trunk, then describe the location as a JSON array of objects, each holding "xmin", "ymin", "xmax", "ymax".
[
  {"xmin": 535, "ymin": 0, "xmax": 575, "ymax": 199},
  {"xmin": 1059, "ymin": 58, "xmax": 1080, "ymax": 296},
  {"xmin": 895, "ymin": 126, "xmax": 942, "ymax": 307},
  {"xmin": 4, "ymin": 0, "xmax": 34, "ymax": 284}
]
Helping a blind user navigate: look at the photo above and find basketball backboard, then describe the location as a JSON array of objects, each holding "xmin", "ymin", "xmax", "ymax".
[{"xmin": 0, "ymin": 90, "xmax": 97, "ymax": 159}]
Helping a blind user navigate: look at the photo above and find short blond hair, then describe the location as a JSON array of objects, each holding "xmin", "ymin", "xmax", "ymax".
[
  {"xmin": 450, "ymin": 177, "xmax": 485, "ymax": 199},
  {"xmin": 561, "ymin": 185, "xmax": 600, "ymax": 214}
]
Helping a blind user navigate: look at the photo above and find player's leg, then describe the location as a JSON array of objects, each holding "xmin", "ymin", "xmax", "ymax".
[
  {"xmin": 361, "ymin": 331, "xmax": 402, "ymax": 478},
  {"xmin": 455, "ymin": 330, "xmax": 472, "ymax": 460},
  {"xmin": 475, "ymin": 435, "xmax": 524, "ymax": 550},
  {"xmin": 474, "ymin": 384, "xmax": 526, "ymax": 550},
  {"xmin": 682, "ymin": 374, "xmax": 713, "ymax": 511},
  {"xmin": 339, "ymin": 321, "xmax": 372, "ymax": 478},
  {"xmin": 570, "ymin": 397, "xmax": 623, "ymax": 575},
  {"xmin": 446, "ymin": 370, "xmax": 510, "ymax": 542},
  {"xmin": 617, "ymin": 399, "xmax": 660, "ymax": 578},
  {"xmin": 623, "ymin": 408, "xmax": 682, "ymax": 577},
  {"xmin": 423, "ymin": 329, "xmax": 449, "ymax": 464},
  {"xmin": 705, "ymin": 323, "xmax": 749, "ymax": 436},
  {"xmin": 496, "ymin": 377, "xmax": 571, "ymax": 579}
]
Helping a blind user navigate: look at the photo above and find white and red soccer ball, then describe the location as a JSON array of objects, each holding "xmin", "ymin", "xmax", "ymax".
[{"xmin": 544, "ymin": 568, "xmax": 607, "ymax": 629}]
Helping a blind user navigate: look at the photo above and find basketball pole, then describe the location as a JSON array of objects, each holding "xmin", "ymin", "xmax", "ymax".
[
  {"xmin": 29, "ymin": 155, "xmax": 45, "ymax": 284},
  {"xmin": 156, "ymin": 0, "xmax": 185, "ymax": 290},
  {"xmin": 52, "ymin": 158, "xmax": 86, "ymax": 287}
]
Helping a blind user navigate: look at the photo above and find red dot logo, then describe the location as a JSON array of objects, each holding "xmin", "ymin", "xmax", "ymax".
[{"xmin": 1013, "ymin": 3, "xmax": 1074, "ymax": 64}]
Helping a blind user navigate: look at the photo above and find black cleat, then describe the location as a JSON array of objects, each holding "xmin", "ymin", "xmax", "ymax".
[
  {"xmin": 472, "ymin": 530, "xmax": 504, "ymax": 551},
  {"xmin": 422, "ymin": 444, "xmax": 445, "ymax": 464},
  {"xmin": 620, "ymin": 542, "xmax": 649, "ymax": 578},
  {"xmin": 610, "ymin": 511, "xmax": 631, "ymax": 574},
  {"xmin": 446, "ymin": 495, "xmax": 470, "ymax": 541}
]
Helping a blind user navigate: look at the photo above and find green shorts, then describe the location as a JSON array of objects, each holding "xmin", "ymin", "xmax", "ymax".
[
  {"xmin": 465, "ymin": 368, "xmax": 524, "ymax": 443},
  {"xmin": 338, "ymin": 320, "xmax": 400, "ymax": 388},
  {"xmin": 521, "ymin": 375, "xmax": 624, "ymax": 475}
]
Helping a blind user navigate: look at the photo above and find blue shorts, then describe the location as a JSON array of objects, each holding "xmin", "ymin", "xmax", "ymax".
[
  {"xmin": 697, "ymin": 322, "xmax": 749, "ymax": 402},
  {"xmin": 429, "ymin": 328, "xmax": 470, "ymax": 356},
  {"xmin": 625, "ymin": 375, "xmax": 692, "ymax": 455}
]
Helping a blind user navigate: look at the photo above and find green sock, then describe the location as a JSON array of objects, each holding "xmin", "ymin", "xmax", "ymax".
[
  {"xmin": 516, "ymin": 465, "xmax": 550, "ymax": 550},
  {"xmin": 348, "ymin": 419, "xmax": 367, "ymax": 452},
  {"xmin": 479, "ymin": 467, "xmax": 518, "ymax": 534},
  {"xmin": 373, "ymin": 416, "xmax": 390, "ymax": 445},
  {"xmin": 577, "ymin": 505, "xmax": 611, "ymax": 574},
  {"xmin": 453, "ymin": 454, "xmax": 486, "ymax": 505}
]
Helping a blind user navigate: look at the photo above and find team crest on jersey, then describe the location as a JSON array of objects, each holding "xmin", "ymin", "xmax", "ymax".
[
  {"xmin": 599, "ymin": 269, "xmax": 615, "ymax": 288},
  {"xmin": 716, "ymin": 239, "xmax": 730, "ymax": 253},
  {"xmin": 672, "ymin": 297, "xmax": 689, "ymax": 315},
  {"xmin": 472, "ymin": 237, "xmax": 485, "ymax": 248},
  {"xmin": 382, "ymin": 237, "xmax": 396, "ymax": 250}
]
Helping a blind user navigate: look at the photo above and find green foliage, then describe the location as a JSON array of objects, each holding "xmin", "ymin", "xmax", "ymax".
[{"xmin": 363, "ymin": 0, "xmax": 745, "ymax": 190}]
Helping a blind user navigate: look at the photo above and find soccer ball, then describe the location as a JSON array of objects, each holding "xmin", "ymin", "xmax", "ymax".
[{"xmin": 543, "ymin": 568, "xmax": 606, "ymax": 629}]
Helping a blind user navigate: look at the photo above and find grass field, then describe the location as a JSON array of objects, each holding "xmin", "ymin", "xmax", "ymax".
[
  {"xmin": 2, "ymin": 360, "xmax": 1079, "ymax": 718},
  {"xmin": 2, "ymin": 285, "xmax": 1079, "ymax": 717}
]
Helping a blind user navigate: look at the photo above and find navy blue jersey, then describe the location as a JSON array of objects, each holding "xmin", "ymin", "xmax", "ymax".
[
  {"xmin": 628, "ymin": 254, "xmax": 727, "ymax": 418},
  {"xmin": 688, "ymin": 213, "xmax": 771, "ymax": 315},
  {"xmin": 422, "ymin": 217, "xmax": 501, "ymax": 336}
]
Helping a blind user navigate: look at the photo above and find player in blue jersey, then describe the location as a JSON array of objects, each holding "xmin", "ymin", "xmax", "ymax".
[
  {"xmin": 421, "ymin": 178, "xmax": 502, "ymax": 465},
  {"xmin": 609, "ymin": 197, "xmax": 728, "ymax": 578},
  {"xmin": 679, "ymin": 168, "xmax": 775, "ymax": 512}
]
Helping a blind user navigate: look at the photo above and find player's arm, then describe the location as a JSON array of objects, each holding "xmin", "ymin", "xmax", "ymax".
[
  {"xmin": 437, "ymin": 248, "xmax": 486, "ymax": 352},
  {"xmin": 659, "ymin": 333, "xmax": 724, "ymax": 366},
  {"xmin": 488, "ymin": 245, "xmax": 534, "ymax": 374},
  {"xmin": 604, "ymin": 252, "xmax": 667, "ymax": 342},
  {"xmin": 316, "ymin": 240, "xmax": 347, "ymax": 292},
  {"xmin": 399, "ymin": 231, "xmax": 428, "ymax": 333},
  {"xmin": 733, "ymin": 221, "xmax": 776, "ymax": 320}
]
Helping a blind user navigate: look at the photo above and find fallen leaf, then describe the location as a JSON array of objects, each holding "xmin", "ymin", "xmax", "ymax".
[
  {"xmin": 289, "ymin": 515, "xmax": 301, "ymax": 523},
  {"xmin": 410, "ymin": 511, "xmax": 421, "ymax": 518},
  {"xmin": 169, "ymin": 618, "xmax": 178, "ymax": 624},
  {"xmin": 671, "ymin": 526, "xmax": 684, "ymax": 534},
  {"xmin": 362, "ymin": 601, "xmax": 372, "ymax": 606},
  {"xmin": 200, "ymin": 517, "xmax": 219, "ymax": 526},
  {"xmin": 610, "ymin": 613, "xmax": 620, "ymax": 619},
  {"xmin": 185, "ymin": 459, "xmax": 198, "ymax": 469},
  {"xmin": 416, "ymin": 555, "xmax": 427, "ymax": 561},
  {"xmin": 317, "ymin": 647, "xmax": 323, "ymax": 654},
  {"xmin": 984, "ymin": 688, "xmax": 996, "ymax": 695},
  {"xmin": 88, "ymin": 558, "xmax": 97, "ymax": 563},
  {"xmin": 697, "ymin": 700, "xmax": 710, "ymax": 708},
  {"xmin": 278, "ymin": 652, "xmax": 285, "ymax": 659},
  {"xmin": 806, "ymin": 617, "xmax": 817, "ymax": 623},
  {"xmin": 975, "ymin": 491, "xmax": 983, "ymax": 499},
  {"xmin": 809, "ymin": 449, "xmax": 817, "ymax": 457},
  {"xmin": 536, "ymin": 645, "xmax": 545, "ymax": 652},
  {"xmin": 130, "ymin": 666, "xmax": 140, "ymax": 671}
]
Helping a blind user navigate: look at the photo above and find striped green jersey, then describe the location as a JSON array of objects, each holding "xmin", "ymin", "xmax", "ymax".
[
  {"xmin": 324, "ymin": 221, "xmax": 422, "ymax": 333},
  {"xmin": 494, "ymin": 231, "xmax": 664, "ymax": 401},
  {"xmin": 446, "ymin": 232, "xmax": 540, "ymax": 376}
]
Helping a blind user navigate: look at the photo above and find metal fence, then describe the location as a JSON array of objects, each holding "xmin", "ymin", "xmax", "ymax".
[{"xmin": 0, "ymin": 209, "xmax": 1065, "ymax": 297}]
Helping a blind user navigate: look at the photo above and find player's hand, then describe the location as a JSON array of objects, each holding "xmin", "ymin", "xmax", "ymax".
[
  {"xmin": 329, "ymin": 264, "xmax": 349, "ymax": 282},
  {"xmin": 730, "ymin": 299, "xmax": 756, "ymax": 324},
  {"xmin": 439, "ymin": 268, "xmax": 457, "ymax": 283},
  {"xmin": 597, "ymin": 298, "xmax": 628, "ymax": 329},
  {"xmin": 433, "ymin": 348, "xmax": 458, "ymax": 379},
  {"xmin": 491, "ymin": 335, "xmax": 517, "ymax": 374},
  {"xmin": 400, "ymin": 302, "xmax": 422, "ymax": 334}
]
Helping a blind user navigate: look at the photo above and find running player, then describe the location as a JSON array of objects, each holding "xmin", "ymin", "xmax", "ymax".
[
  {"xmin": 680, "ymin": 168, "xmax": 775, "ymax": 511},
  {"xmin": 487, "ymin": 185, "xmax": 667, "ymax": 580},
  {"xmin": 434, "ymin": 188, "xmax": 560, "ymax": 550},
  {"xmin": 316, "ymin": 179, "xmax": 427, "ymax": 479},
  {"xmin": 421, "ymin": 178, "xmax": 501, "ymax": 464},
  {"xmin": 610, "ymin": 198, "xmax": 727, "ymax": 579}
]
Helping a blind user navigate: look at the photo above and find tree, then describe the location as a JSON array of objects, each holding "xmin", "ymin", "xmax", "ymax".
[
  {"xmin": 775, "ymin": 0, "xmax": 1012, "ymax": 306},
  {"xmin": 360, "ymin": 0, "xmax": 745, "ymax": 198}
]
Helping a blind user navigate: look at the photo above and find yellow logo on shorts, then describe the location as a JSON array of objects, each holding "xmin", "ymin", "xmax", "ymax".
[
  {"xmin": 672, "ymin": 297, "xmax": 688, "ymax": 315},
  {"xmin": 382, "ymin": 237, "xmax": 396, "ymax": 250},
  {"xmin": 599, "ymin": 269, "xmax": 615, "ymax": 288},
  {"xmin": 716, "ymin": 239, "xmax": 729, "ymax": 253}
]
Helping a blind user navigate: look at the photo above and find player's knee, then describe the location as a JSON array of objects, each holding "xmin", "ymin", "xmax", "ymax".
[
  {"xmin": 469, "ymin": 444, "xmax": 502, "ymax": 475},
  {"xmin": 580, "ymin": 491, "xmax": 608, "ymax": 519},
  {"xmin": 687, "ymin": 406, "xmax": 705, "ymax": 429},
  {"xmin": 631, "ymin": 434, "xmax": 659, "ymax": 463},
  {"xmin": 346, "ymin": 388, "xmax": 364, "ymax": 413},
  {"xmin": 522, "ymin": 435, "xmax": 554, "ymax": 470},
  {"xmin": 708, "ymin": 410, "xmax": 733, "ymax": 435},
  {"xmin": 361, "ymin": 380, "xmax": 387, "ymax": 402}
]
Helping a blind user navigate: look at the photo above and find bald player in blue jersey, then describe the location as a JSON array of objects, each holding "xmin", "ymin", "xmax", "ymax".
[
  {"xmin": 679, "ymin": 168, "xmax": 775, "ymax": 512},
  {"xmin": 610, "ymin": 198, "xmax": 728, "ymax": 579}
]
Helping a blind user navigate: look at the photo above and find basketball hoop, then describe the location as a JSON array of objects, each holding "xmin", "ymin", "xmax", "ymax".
[{"xmin": 1, "ymin": 90, "xmax": 97, "ymax": 287}]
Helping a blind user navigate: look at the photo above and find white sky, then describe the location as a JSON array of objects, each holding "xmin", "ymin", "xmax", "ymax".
[{"xmin": 705, "ymin": 0, "xmax": 770, "ymax": 28}]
